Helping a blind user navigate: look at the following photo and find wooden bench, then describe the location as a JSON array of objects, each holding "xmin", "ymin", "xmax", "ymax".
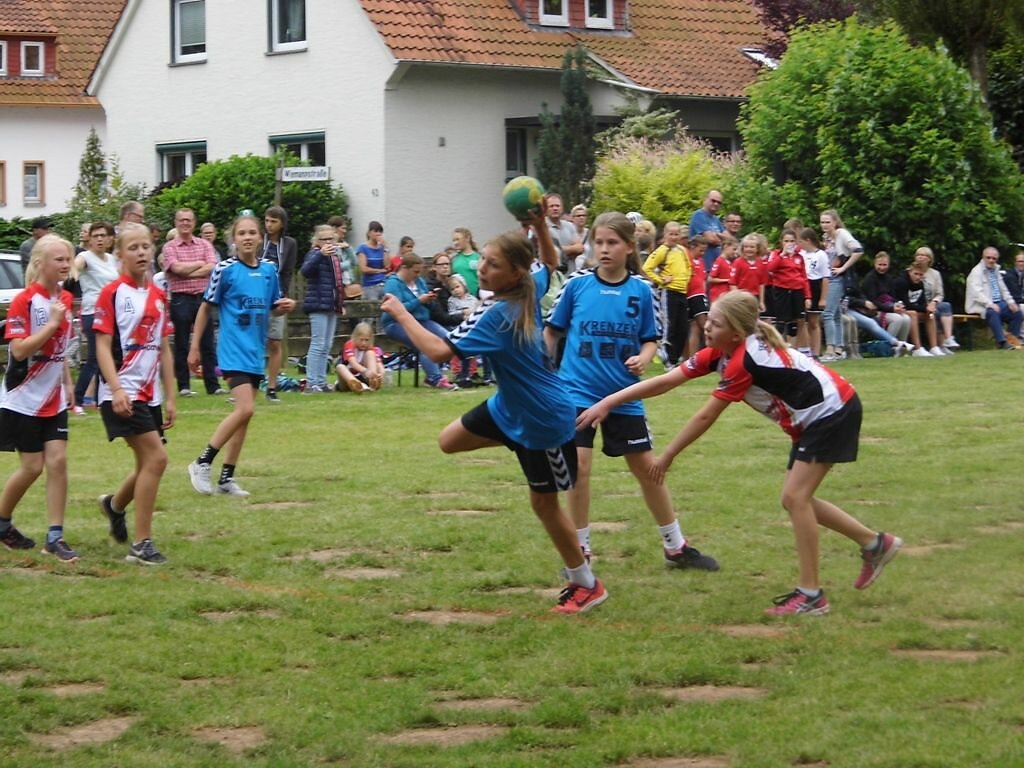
[{"xmin": 952, "ymin": 313, "xmax": 986, "ymax": 350}]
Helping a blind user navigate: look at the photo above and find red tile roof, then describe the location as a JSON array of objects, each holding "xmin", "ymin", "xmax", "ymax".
[
  {"xmin": 0, "ymin": 0, "xmax": 127, "ymax": 107},
  {"xmin": 359, "ymin": 0, "xmax": 768, "ymax": 98}
]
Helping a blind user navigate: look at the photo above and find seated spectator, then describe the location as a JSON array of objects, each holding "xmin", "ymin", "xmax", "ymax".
[
  {"xmin": 1004, "ymin": 251, "xmax": 1024, "ymax": 306},
  {"xmin": 844, "ymin": 283, "xmax": 915, "ymax": 357},
  {"xmin": 860, "ymin": 251, "xmax": 911, "ymax": 343},
  {"xmin": 894, "ymin": 262, "xmax": 943, "ymax": 356},
  {"xmin": 335, "ymin": 321, "xmax": 384, "ymax": 392},
  {"xmin": 912, "ymin": 246, "xmax": 958, "ymax": 351},
  {"xmin": 965, "ymin": 247, "xmax": 1023, "ymax": 349},
  {"xmin": 425, "ymin": 252, "xmax": 462, "ymax": 329},
  {"xmin": 381, "ymin": 253, "xmax": 454, "ymax": 389}
]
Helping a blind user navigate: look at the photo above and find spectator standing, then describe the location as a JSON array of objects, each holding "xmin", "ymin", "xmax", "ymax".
[
  {"xmin": 545, "ymin": 193, "xmax": 583, "ymax": 272},
  {"xmin": 328, "ymin": 216, "xmax": 360, "ymax": 298},
  {"xmin": 729, "ymin": 234, "xmax": 767, "ymax": 311},
  {"xmin": 162, "ymin": 208, "xmax": 222, "ymax": 396},
  {"xmin": 451, "ymin": 227, "xmax": 482, "ymax": 297},
  {"xmin": 18, "ymin": 217, "xmax": 51, "ymax": 275},
  {"xmin": 569, "ymin": 204, "xmax": 592, "ymax": 270},
  {"xmin": 708, "ymin": 233, "xmax": 737, "ymax": 305},
  {"xmin": 689, "ymin": 190, "xmax": 725, "ymax": 271},
  {"xmin": 72, "ymin": 221, "xmax": 119, "ymax": 413},
  {"xmin": 262, "ymin": 206, "xmax": 298, "ymax": 403},
  {"xmin": 301, "ymin": 225, "xmax": 347, "ymax": 393},
  {"xmin": 798, "ymin": 228, "xmax": 831, "ymax": 357},
  {"xmin": 965, "ymin": 248, "xmax": 1023, "ymax": 349},
  {"xmin": 642, "ymin": 221, "xmax": 691, "ymax": 366},
  {"xmin": 200, "ymin": 223, "xmax": 226, "ymax": 258},
  {"xmin": 357, "ymin": 221, "xmax": 389, "ymax": 300},
  {"xmin": 724, "ymin": 211, "xmax": 743, "ymax": 240},
  {"xmin": 819, "ymin": 209, "xmax": 864, "ymax": 362}
]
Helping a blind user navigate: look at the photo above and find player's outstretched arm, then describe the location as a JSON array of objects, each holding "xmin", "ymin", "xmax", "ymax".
[
  {"xmin": 577, "ymin": 366, "xmax": 688, "ymax": 429},
  {"xmin": 380, "ymin": 294, "xmax": 451, "ymax": 363}
]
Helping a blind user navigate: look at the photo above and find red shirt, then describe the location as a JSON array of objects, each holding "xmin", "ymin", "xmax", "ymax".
[
  {"xmin": 687, "ymin": 252, "xmax": 707, "ymax": 298},
  {"xmin": 730, "ymin": 258, "xmax": 766, "ymax": 295},
  {"xmin": 708, "ymin": 256, "xmax": 733, "ymax": 304},
  {"xmin": 766, "ymin": 250, "xmax": 811, "ymax": 298}
]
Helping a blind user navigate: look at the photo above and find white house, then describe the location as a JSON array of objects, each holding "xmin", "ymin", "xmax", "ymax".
[
  {"xmin": 91, "ymin": 0, "xmax": 767, "ymax": 248},
  {"xmin": 0, "ymin": 0, "xmax": 124, "ymax": 220}
]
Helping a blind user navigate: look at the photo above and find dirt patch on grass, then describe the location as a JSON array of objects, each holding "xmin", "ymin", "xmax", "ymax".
[
  {"xmin": 853, "ymin": 499, "xmax": 885, "ymax": 506},
  {"xmin": 0, "ymin": 667, "xmax": 42, "ymax": 686},
  {"xmin": 654, "ymin": 685, "xmax": 767, "ymax": 703},
  {"xmin": 200, "ymin": 609, "xmax": 282, "ymax": 622},
  {"xmin": 44, "ymin": 682, "xmax": 106, "ymax": 697},
  {"xmin": 380, "ymin": 724, "xmax": 509, "ymax": 747},
  {"xmin": 28, "ymin": 716, "xmax": 136, "ymax": 750},
  {"xmin": 923, "ymin": 618, "xmax": 984, "ymax": 629},
  {"xmin": 974, "ymin": 521, "xmax": 1024, "ymax": 534},
  {"xmin": 459, "ymin": 458, "xmax": 500, "ymax": 466},
  {"xmin": 433, "ymin": 696, "xmax": 530, "ymax": 712},
  {"xmin": 891, "ymin": 649, "xmax": 1001, "ymax": 662},
  {"xmin": 248, "ymin": 501, "xmax": 309, "ymax": 510},
  {"xmin": 280, "ymin": 548, "xmax": 359, "ymax": 562},
  {"xmin": 180, "ymin": 676, "xmax": 235, "ymax": 688},
  {"xmin": 75, "ymin": 614, "xmax": 112, "ymax": 623},
  {"xmin": 624, "ymin": 757, "xmax": 731, "ymax": 767},
  {"xmin": 325, "ymin": 567, "xmax": 402, "ymax": 580},
  {"xmin": 398, "ymin": 610, "xmax": 503, "ymax": 625},
  {"xmin": 901, "ymin": 544, "xmax": 961, "ymax": 556},
  {"xmin": 427, "ymin": 509, "xmax": 493, "ymax": 517},
  {"xmin": 591, "ymin": 521, "xmax": 628, "ymax": 532},
  {"xmin": 715, "ymin": 624, "xmax": 788, "ymax": 639},
  {"xmin": 492, "ymin": 586, "xmax": 563, "ymax": 599},
  {"xmin": 192, "ymin": 725, "xmax": 268, "ymax": 755}
]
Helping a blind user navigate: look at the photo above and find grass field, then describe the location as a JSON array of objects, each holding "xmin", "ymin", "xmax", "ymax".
[{"xmin": 1, "ymin": 351, "xmax": 1022, "ymax": 767}]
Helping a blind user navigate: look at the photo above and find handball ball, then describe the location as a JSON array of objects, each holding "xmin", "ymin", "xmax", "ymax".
[{"xmin": 502, "ymin": 176, "xmax": 545, "ymax": 221}]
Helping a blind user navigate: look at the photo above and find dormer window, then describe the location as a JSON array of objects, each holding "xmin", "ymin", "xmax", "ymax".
[
  {"xmin": 585, "ymin": 0, "xmax": 613, "ymax": 29},
  {"xmin": 0, "ymin": 41, "xmax": 7, "ymax": 77},
  {"xmin": 539, "ymin": 0, "xmax": 568, "ymax": 27},
  {"xmin": 21, "ymin": 42, "xmax": 44, "ymax": 76}
]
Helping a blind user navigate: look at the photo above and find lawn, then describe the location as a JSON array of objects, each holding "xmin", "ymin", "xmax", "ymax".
[{"xmin": 1, "ymin": 351, "xmax": 1022, "ymax": 767}]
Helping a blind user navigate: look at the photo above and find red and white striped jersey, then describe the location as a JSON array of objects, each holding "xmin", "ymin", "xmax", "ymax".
[
  {"xmin": 681, "ymin": 336, "xmax": 856, "ymax": 440},
  {"xmin": 92, "ymin": 277, "xmax": 173, "ymax": 406},
  {"xmin": 1, "ymin": 284, "xmax": 73, "ymax": 417}
]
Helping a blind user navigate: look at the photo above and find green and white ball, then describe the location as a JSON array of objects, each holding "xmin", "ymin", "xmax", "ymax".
[{"xmin": 502, "ymin": 176, "xmax": 545, "ymax": 221}]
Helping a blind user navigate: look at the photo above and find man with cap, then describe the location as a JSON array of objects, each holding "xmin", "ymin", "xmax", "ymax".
[{"xmin": 19, "ymin": 217, "xmax": 51, "ymax": 274}]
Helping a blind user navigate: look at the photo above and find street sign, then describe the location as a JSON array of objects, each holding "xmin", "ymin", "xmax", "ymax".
[{"xmin": 280, "ymin": 166, "xmax": 330, "ymax": 182}]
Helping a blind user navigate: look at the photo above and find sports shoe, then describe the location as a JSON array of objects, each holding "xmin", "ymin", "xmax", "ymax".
[
  {"xmin": 1, "ymin": 524, "xmax": 36, "ymax": 550},
  {"xmin": 98, "ymin": 494, "xmax": 128, "ymax": 543},
  {"xmin": 943, "ymin": 337, "xmax": 960, "ymax": 349},
  {"xmin": 188, "ymin": 461, "xmax": 213, "ymax": 495},
  {"xmin": 179, "ymin": 388, "xmax": 196, "ymax": 397},
  {"xmin": 664, "ymin": 545, "xmax": 720, "ymax": 571},
  {"xmin": 551, "ymin": 579, "xmax": 608, "ymax": 615},
  {"xmin": 819, "ymin": 352, "xmax": 837, "ymax": 362},
  {"xmin": 892, "ymin": 341, "xmax": 914, "ymax": 357},
  {"xmin": 215, "ymin": 479, "xmax": 250, "ymax": 498},
  {"xmin": 911, "ymin": 347, "xmax": 932, "ymax": 357},
  {"xmin": 265, "ymin": 390, "xmax": 281, "ymax": 403},
  {"xmin": 928, "ymin": 346, "xmax": 947, "ymax": 357},
  {"xmin": 211, "ymin": 388, "xmax": 228, "ymax": 396},
  {"xmin": 765, "ymin": 589, "xmax": 830, "ymax": 616},
  {"xmin": 854, "ymin": 532, "xmax": 902, "ymax": 590},
  {"xmin": 72, "ymin": 405, "xmax": 87, "ymax": 416},
  {"xmin": 82, "ymin": 396, "xmax": 97, "ymax": 407},
  {"xmin": 126, "ymin": 538, "xmax": 167, "ymax": 566},
  {"xmin": 425, "ymin": 377, "xmax": 454, "ymax": 390},
  {"xmin": 346, "ymin": 378, "xmax": 364, "ymax": 394},
  {"xmin": 43, "ymin": 538, "xmax": 79, "ymax": 562}
]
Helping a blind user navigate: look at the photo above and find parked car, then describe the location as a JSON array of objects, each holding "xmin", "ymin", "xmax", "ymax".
[{"xmin": 0, "ymin": 250, "xmax": 23, "ymax": 308}]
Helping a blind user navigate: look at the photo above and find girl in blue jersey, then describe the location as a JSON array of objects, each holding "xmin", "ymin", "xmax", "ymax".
[
  {"xmin": 186, "ymin": 215, "xmax": 296, "ymax": 498},
  {"xmin": 380, "ymin": 205, "xmax": 607, "ymax": 615},
  {"xmin": 544, "ymin": 212, "xmax": 718, "ymax": 572}
]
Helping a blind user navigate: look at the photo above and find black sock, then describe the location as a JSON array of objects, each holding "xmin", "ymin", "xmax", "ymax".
[
  {"xmin": 198, "ymin": 444, "xmax": 219, "ymax": 465},
  {"xmin": 219, "ymin": 464, "xmax": 235, "ymax": 485},
  {"xmin": 266, "ymin": 388, "xmax": 276, "ymax": 395}
]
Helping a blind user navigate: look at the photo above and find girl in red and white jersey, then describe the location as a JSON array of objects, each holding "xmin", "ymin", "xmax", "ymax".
[
  {"xmin": 765, "ymin": 229, "xmax": 811, "ymax": 347},
  {"xmin": 0, "ymin": 235, "xmax": 78, "ymax": 561},
  {"xmin": 577, "ymin": 291, "xmax": 901, "ymax": 617},
  {"xmin": 93, "ymin": 223, "xmax": 176, "ymax": 565},
  {"xmin": 729, "ymin": 234, "xmax": 767, "ymax": 311}
]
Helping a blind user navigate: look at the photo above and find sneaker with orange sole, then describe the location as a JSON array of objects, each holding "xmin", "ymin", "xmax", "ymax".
[{"xmin": 551, "ymin": 579, "xmax": 608, "ymax": 614}]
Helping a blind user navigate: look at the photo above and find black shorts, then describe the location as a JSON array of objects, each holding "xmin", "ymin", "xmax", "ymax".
[
  {"xmin": 100, "ymin": 402, "xmax": 165, "ymax": 442},
  {"xmin": 0, "ymin": 409, "xmax": 69, "ymax": 453},
  {"xmin": 788, "ymin": 395, "xmax": 861, "ymax": 470},
  {"xmin": 687, "ymin": 294, "xmax": 710, "ymax": 318},
  {"xmin": 808, "ymin": 279, "xmax": 823, "ymax": 312},
  {"xmin": 574, "ymin": 409, "xmax": 653, "ymax": 456},
  {"xmin": 221, "ymin": 371, "xmax": 264, "ymax": 391},
  {"xmin": 461, "ymin": 401, "xmax": 578, "ymax": 494},
  {"xmin": 772, "ymin": 286, "xmax": 807, "ymax": 323}
]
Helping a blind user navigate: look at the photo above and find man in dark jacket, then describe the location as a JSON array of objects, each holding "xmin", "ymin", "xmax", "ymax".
[
  {"xmin": 262, "ymin": 206, "xmax": 298, "ymax": 403},
  {"xmin": 1005, "ymin": 252, "xmax": 1024, "ymax": 305}
]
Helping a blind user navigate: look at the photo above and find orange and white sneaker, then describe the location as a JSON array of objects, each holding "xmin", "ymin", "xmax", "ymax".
[{"xmin": 551, "ymin": 579, "xmax": 608, "ymax": 615}]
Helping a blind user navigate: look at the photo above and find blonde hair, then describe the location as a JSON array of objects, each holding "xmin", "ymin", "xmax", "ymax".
[
  {"xmin": 453, "ymin": 227, "xmax": 479, "ymax": 253},
  {"xmin": 913, "ymin": 246, "xmax": 934, "ymax": 266},
  {"xmin": 351, "ymin": 321, "xmax": 374, "ymax": 340},
  {"xmin": 487, "ymin": 230, "xmax": 537, "ymax": 345},
  {"xmin": 740, "ymin": 233, "xmax": 766, "ymax": 258},
  {"xmin": 714, "ymin": 291, "xmax": 787, "ymax": 351},
  {"xmin": 311, "ymin": 224, "xmax": 336, "ymax": 247},
  {"xmin": 400, "ymin": 252, "xmax": 423, "ymax": 269},
  {"xmin": 820, "ymin": 208, "xmax": 845, "ymax": 229},
  {"xmin": 26, "ymin": 234, "xmax": 78, "ymax": 285},
  {"xmin": 591, "ymin": 211, "xmax": 642, "ymax": 273},
  {"xmin": 114, "ymin": 222, "xmax": 151, "ymax": 255}
]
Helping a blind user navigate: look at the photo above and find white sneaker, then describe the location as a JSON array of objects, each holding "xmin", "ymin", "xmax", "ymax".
[
  {"xmin": 911, "ymin": 347, "xmax": 932, "ymax": 357},
  {"xmin": 943, "ymin": 337, "xmax": 960, "ymax": 349},
  {"xmin": 179, "ymin": 388, "xmax": 196, "ymax": 397},
  {"xmin": 892, "ymin": 341, "xmax": 913, "ymax": 358},
  {"xmin": 188, "ymin": 461, "xmax": 213, "ymax": 495},
  {"xmin": 215, "ymin": 479, "xmax": 250, "ymax": 498},
  {"xmin": 928, "ymin": 346, "xmax": 946, "ymax": 357}
]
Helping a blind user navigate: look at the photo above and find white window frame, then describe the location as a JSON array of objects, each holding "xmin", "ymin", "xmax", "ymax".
[
  {"xmin": 21, "ymin": 42, "xmax": 44, "ymax": 76},
  {"xmin": 269, "ymin": 132, "xmax": 325, "ymax": 164},
  {"xmin": 23, "ymin": 162, "xmax": 44, "ymax": 205},
  {"xmin": 157, "ymin": 141, "xmax": 207, "ymax": 183},
  {"xmin": 0, "ymin": 42, "xmax": 7, "ymax": 77},
  {"xmin": 270, "ymin": 0, "xmax": 307, "ymax": 53},
  {"xmin": 539, "ymin": 0, "xmax": 569, "ymax": 27},
  {"xmin": 585, "ymin": 0, "xmax": 613, "ymax": 29},
  {"xmin": 173, "ymin": 0, "xmax": 207, "ymax": 64}
]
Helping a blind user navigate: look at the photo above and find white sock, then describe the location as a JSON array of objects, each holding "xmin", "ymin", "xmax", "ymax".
[
  {"xmin": 575, "ymin": 526, "xmax": 591, "ymax": 551},
  {"xmin": 658, "ymin": 520, "xmax": 685, "ymax": 551},
  {"xmin": 797, "ymin": 586, "xmax": 821, "ymax": 598},
  {"xmin": 566, "ymin": 562, "xmax": 596, "ymax": 589}
]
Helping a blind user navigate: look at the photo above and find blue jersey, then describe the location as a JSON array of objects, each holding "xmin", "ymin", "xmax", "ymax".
[
  {"xmin": 448, "ymin": 268, "xmax": 575, "ymax": 450},
  {"xmin": 203, "ymin": 257, "xmax": 281, "ymax": 375},
  {"xmin": 547, "ymin": 269, "xmax": 660, "ymax": 416}
]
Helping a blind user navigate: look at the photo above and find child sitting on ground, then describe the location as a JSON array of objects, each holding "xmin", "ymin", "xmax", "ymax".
[{"xmin": 335, "ymin": 321, "xmax": 385, "ymax": 392}]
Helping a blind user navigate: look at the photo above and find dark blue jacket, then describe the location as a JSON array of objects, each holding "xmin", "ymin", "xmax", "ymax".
[{"xmin": 300, "ymin": 248, "xmax": 342, "ymax": 313}]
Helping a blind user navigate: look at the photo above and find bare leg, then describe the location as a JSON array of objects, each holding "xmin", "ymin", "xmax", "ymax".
[
  {"xmin": 0, "ymin": 452, "xmax": 44, "ymax": 519},
  {"xmin": 267, "ymin": 338, "xmax": 282, "ymax": 390},
  {"xmin": 780, "ymin": 460, "xmax": 830, "ymax": 590},
  {"xmin": 566, "ymin": 446, "xmax": 593, "ymax": 530},
  {"xmin": 530, "ymin": 490, "xmax": 585, "ymax": 567},
  {"xmin": 624, "ymin": 451, "xmax": 676, "ymax": 526},
  {"xmin": 906, "ymin": 310, "xmax": 922, "ymax": 348},
  {"xmin": 810, "ymin": 496, "xmax": 876, "ymax": 547},
  {"xmin": 438, "ymin": 418, "xmax": 502, "ymax": 453},
  {"xmin": 208, "ymin": 382, "xmax": 256, "ymax": 452},
  {"xmin": 42, "ymin": 441, "xmax": 68, "ymax": 527},
  {"xmin": 123, "ymin": 432, "xmax": 168, "ymax": 541}
]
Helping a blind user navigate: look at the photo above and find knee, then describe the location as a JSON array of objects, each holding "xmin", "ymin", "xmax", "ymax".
[
  {"xmin": 44, "ymin": 452, "xmax": 67, "ymax": 477},
  {"xmin": 21, "ymin": 456, "xmax": 44, "ymax": 479},
  {"xmin": 147, "ymin": 449, "xmax": 169, "ymax": 475},
  {"xmin": 235, "ymin": 402, "xmax": 256, "ymax": 422}
]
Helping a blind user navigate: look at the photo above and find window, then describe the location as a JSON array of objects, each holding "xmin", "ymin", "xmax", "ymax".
[
  {"xmin": 23, "ymin": 162, "xmax": 44, "ymax": 205},
  {"xmin": 0, "ymin": 41, "xmax": 7, "ymax": 76},
  {"xmin": 585, "ymin": 0, "xmax": 613, "ymax": 29},
  {"xmin": 538, "ymin": 0, "xmax": 568, "ymax": 26},
  {"xmin": 21, "ymin": 42, "xmax": 44, "ymax": 76},
  {"xmin": 270, "ymin": 0, "xmax": 306, "ymax": 53},
  {"xmin": 270, "ymin": 132, "xmax": 325, "ymax": 165},
  {"xmin": 0, "ymin": 161, "xmax": 6, "ymax": 206},
  {"xmin": 505, "ymin": 128, "xmax": 527, "ymax": 182},
  {"xmin": 173, "ymin": 0, "xmax": 206, "ymax": 63},
  {"xmin": 157, "ymin": 141, "xmax": 207, "ymax": 183}
]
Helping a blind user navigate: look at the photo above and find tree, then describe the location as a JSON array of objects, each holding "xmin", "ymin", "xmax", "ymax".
[
  {"xmin": 534, "ymin": 46, "xmax": 596, "ymax": 206},
  {"xmin": 147, "ymin": 153, "xmax": 347, "ymax": 244},
  {"xmin": 734, "ymin": 18, "xmax": 1024, "ymax": 286},
  {"xmin": 63, "ymin": 130, "xmax": 147, "ymax": 238},
  {"xmin": 989, "ymin": 40, "xmax": 1024, "ymax": 168},
  {"xmin": 69, "ymin": 127, "xmax": 107, "ymax": 214},
  {"xmin": 751, "ymin": 0, "xmax": 859, "ymax": 57}
]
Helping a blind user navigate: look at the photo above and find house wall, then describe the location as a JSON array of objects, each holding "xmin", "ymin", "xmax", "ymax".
[
  {"xmin": 0, "ymin": 106, "xmax": 105, "ymax": 218},
  {"xmin": 94, "ymin": 0, "xmax": 395, "ymax": 229}
]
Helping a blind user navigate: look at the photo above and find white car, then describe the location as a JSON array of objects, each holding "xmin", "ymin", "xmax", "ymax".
[{"xmin": 0, "ymin": 250, "xmax": 24, "ymax": 308}]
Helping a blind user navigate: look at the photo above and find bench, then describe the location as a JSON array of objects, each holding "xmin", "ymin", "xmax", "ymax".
[{"xmin": 952, "ymin": 313, "xmax": 986, "ymax": 350}]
